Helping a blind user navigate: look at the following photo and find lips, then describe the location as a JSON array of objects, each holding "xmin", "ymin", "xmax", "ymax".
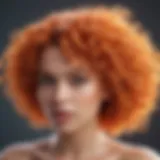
[{"xmin": 54, "ymin": 110, "xmax": 72, "ymax": 124}]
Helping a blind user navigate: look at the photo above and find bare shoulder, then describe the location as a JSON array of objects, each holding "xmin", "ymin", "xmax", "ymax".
[
  {"xmin": 120, "ymin": 143, "xmax": 160, "ymax": 160},
  {"xmin": 0, "ymin": 135, "xmax": 56, "ymax": 160},
  {"xmin": 0, "ymin": 141, "xmax": 35, "ymax": 160}
]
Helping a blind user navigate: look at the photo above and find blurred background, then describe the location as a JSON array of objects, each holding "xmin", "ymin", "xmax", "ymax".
[{"xmin": 0, "ymin": 0, "xmax": 160, "ymax": 152}]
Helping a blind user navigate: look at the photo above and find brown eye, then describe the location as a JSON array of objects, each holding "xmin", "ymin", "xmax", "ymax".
[
  {"xmin": 39, "ymin": 74, "xmax": 57, "ymax": 85},
  {"xmin": 69, "ymin": 74, "xmax": 88, "ymax": 86}
]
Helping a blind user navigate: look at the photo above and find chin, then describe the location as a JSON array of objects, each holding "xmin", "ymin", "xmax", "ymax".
[
  {"xmin": 55, "ymin": 123, "xmax": 80, "ymax": 134},
  {"xmin": 56, "ymin": 127, "xmax": 75, "ymax": 134}
]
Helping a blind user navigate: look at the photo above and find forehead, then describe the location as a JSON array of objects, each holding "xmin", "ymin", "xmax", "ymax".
[
  {"xmin": 40, "ymin": 46, "xmax": 91, "ymax": 75},
  {"xmin": 41, "ymin": 46, "xmax": 68, "ymax": 71}
]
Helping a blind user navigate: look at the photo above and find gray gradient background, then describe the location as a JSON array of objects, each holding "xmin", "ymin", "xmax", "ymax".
[{"xmin": 0, "ymin": 0, "xmax": 160, "ymax": 153}]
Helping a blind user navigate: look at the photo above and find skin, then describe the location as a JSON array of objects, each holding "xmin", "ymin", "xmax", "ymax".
[{"xmin": 0, "ymin": 46, "xmax": 160, "ymax": 160}]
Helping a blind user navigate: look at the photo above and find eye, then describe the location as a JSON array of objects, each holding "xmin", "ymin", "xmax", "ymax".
[
  {"xmin": 69, "ymin": 74, "xmax": 88, "ymax": 86},
  {"xmin": 39, "ymin": 74, "xmax": 57, "ymax": 85}
]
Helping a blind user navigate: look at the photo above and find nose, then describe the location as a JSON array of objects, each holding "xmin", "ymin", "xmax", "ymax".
[{"xmin": 54, "ymin": 81, "xmax": 72, "ymax": 103}]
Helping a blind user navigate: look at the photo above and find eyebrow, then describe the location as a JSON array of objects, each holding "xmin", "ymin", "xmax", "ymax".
[
  {"xmin": 39, "ymin": 64, "xmax": 91, "ymax": 78},
  {"xmin": 69, "ymin": 67, "xmax": 89, "ymax": 76}
]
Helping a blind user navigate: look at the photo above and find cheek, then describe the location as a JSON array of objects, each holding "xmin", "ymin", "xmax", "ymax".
[
  {"xmin": 75, "ymin": 84, "xmax": 103, "ymax": 115},
  {"xmin": 36, "ymin": 85, "xmax": 53, "ymax": 111}
]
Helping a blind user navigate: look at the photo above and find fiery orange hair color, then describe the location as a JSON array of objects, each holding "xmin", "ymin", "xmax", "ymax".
[{"xmin": 1, "ymin": 5, "xmax": 160, "ymax": 136}]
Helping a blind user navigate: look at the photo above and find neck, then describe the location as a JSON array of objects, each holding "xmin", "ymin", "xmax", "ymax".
[{"xmin": 54, "ymin": 120, "xmax": 111, "ymax": 159}]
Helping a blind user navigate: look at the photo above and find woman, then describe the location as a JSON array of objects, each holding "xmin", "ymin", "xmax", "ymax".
[{"xmin": 0, "ymin": 5, "xmax": 160, "ymax": 160}]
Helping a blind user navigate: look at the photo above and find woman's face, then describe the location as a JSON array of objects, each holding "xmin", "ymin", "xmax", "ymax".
[{"xmin": 36, "ymin": 46, "xmax": 106, "ymax": 134}]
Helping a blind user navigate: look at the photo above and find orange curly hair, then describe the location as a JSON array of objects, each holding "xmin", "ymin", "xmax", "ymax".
[{"xmin": 1, "ymin": 5, "xmax": 160, "ymax": 137}]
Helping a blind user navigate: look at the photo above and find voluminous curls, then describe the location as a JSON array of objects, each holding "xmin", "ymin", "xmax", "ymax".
[{"xmin": 1, "ymin": 5, "xmax": 160, "ymax": 136}]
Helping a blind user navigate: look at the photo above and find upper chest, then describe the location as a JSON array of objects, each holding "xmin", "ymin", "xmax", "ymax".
[{"xmin": 28, "ymin": 142, "xmax": 124, "ymax": 160}]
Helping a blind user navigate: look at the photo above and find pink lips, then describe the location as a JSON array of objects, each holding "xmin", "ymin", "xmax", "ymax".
[{"xmin": 54, "ymin": 110, "xmax": 72, "ymax": 124}]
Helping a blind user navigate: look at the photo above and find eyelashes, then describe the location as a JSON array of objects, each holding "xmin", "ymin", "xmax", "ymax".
[
  {"xmin": 68, "ymin": 74, "xmax": 88, "ymax": 86},
  {"xmin": 39, "ymin": 74, "xmax": 57, "ymax": 85},
  {"xmin": 38, "ymin": 73, "xmax": 89, "ymax": 87}
]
